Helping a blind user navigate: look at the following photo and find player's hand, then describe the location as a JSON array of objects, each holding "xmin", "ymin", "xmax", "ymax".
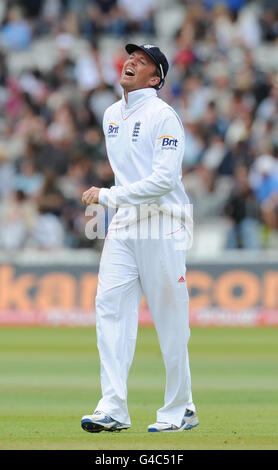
[{"xmin": 82, "ymin": 187, "xmax": 101, "ymax": 205}]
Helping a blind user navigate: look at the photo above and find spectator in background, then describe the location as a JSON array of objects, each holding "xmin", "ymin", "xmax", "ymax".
[
  {"xmin": 82, "ymin": 0, "xmax": 127, "ymax": 37},
  {"xmin": 183, "ymin": 74, "xmax": 213, "ymax": 121},
  {"xmin": 0, "ymin": 189, "xmax": 37, "ymax": 249},
  {"xmin": 88, "ymin": 83, "xmax": 118, "ymax": 125},
  {"xmin": 0, "ymin": 120, "xmax": 25, "ymax": 163},
  {"xmin": 0, "ymin": 5, "xmax": 33, "ymax": 51},
  {"xmin": 0, "ymin": 147, "xmax": 15, "ymax": 198},
  {"xmin": 212, "ymin": 3, "xmax": 261, "ymax": 51},
  {"xmin": 217, "ymin": 137, "xmax": 253, "ymax": 177},
  {"xmin": 260, "ymin": 6, "xmax": 278, "ymax": 42},
  {"xmin": 39, "ymin": 0, "xmax": 63, "ymax": 35},
  {"xmin": 183, "ymin": 114, "xmax": 204, "ymax": 168},
  {"xmin": 173, "ymin": 27, "xmax": 196, "ymax": 72},
  {"xmin": 14, "ymin": 101, "xmax": 46, "ymax": 141},
  {"xmin": 81, "ymin": 126, "xmax": 106, "ymax": 161},
  {"xmin": 14, "ymin": 159, "xmax": 44, "ymax": 197},
  {"xmin": 36, "ymin": 170, "xmax": 65, "ymax": 218},
  {"xmin": 4, "ymin": 77, "xmax": 24, "ymax": 120},
  {"xmin": 31, "ymin": 204, "xmax": 65, "ymax": 249},
  {"xmin": 202, "ymin": 133, "xmax": 227, "ymax": 170},
  {"xmin": 201, "ymin": 101, "xmax": 228, "ymax": 139},
  {"xmin": 47, "ymin": 102, "xmax": 77, "ymax": 147},
  {"xmin": 256, "ymin": 75, "xmax": 278, "ymax": 123},
  {"xmin": 249, "ymin": 154, "xmax": 278, "ymax": 205},
  {"xmin": 58, "ymin": 153, "xmax": 104, "ymax": 206},
  {"xmin": 118, "ymin": 0, "xmax": 155, "ymax": 35},
  {"xmin": 224, "ymin": 165, "xmax": 261, "ymax": 249},
  {"xmin": 74, "ymin": 40, "xmax": 105, "ymax": 92}
]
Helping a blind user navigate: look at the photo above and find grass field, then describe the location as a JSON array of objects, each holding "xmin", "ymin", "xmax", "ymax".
[{"xmin": 0, "ymin": 326, "xmax": 277, "ymax": 450}]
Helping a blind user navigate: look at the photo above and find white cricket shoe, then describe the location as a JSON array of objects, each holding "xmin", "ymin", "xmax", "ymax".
[
  {"xmin": 81, "ymin": 410, "xmax": 130, "ymax": 433},
  {"xmin": 148, "ymin": 409, "xmax": 199, "ymax": 432}
]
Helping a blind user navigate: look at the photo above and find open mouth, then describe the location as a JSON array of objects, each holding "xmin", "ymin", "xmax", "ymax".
[{"xmin": 125, "ymin": 68, "xmax": 135, "ymax": 77}]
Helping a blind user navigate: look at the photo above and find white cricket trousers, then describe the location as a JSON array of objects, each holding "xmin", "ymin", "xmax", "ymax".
[{"xmin": 94, "ymin": 225, "xmax": 195, "ymax": 427}]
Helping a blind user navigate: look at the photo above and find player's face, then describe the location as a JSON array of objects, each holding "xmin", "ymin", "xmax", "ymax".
[{"xmin": 120, "ymin": 50, "xmax": 160, "ymax": 92}]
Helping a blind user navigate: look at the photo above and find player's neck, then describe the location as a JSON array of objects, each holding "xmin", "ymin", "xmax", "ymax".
[
  {"xmin": 123, "ymin": 85, "xmax": 151, "ymax": 103},
  {"xmin": 123, "ymin": 87, "xmax": 156, "ymax": 106}
]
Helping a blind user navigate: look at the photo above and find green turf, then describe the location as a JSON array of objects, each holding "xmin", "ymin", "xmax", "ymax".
[{"xmin": 0, "ymin": 326, "xmax": 277, "ymax": 450}]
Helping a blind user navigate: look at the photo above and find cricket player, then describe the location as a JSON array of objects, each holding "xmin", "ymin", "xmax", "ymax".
[{"xmin": 81, "ymin": 44, "xmax": 199, "ymax": 432}]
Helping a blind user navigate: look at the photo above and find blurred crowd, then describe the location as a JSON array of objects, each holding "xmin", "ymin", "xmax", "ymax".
[{"xmin": 0, "ymin": 0, "xmax": 278, "ymax": 250}]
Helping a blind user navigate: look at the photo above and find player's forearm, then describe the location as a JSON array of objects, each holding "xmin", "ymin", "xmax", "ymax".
[{"xmin": 98, "ymin": 169, "xmax": 178, "ymax": 208}]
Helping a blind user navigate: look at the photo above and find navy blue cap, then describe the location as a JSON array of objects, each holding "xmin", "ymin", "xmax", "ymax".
[{"xmin": 125, "ymin": 43, "xmax": 169, "ymax": 90}]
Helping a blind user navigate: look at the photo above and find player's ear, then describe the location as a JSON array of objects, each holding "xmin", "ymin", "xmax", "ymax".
[{"xmin": 150, "ymin": 76, "xmax": 160, "ymax": 87}]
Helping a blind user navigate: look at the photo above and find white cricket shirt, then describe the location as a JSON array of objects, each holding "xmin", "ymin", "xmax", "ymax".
[{"xmin": 99, "ymin": 87, "xmax": 192, "ymax": 232}]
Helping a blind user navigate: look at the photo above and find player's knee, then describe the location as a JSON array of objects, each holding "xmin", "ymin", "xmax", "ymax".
[{"xmin": 95, "ymin": 289, "xmax": 121, "ymax": 319}]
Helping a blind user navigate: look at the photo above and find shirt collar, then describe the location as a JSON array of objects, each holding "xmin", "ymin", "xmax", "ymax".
[{"xmin": 121, "ymin": 87, "xmax": 157, "ymax": 109}]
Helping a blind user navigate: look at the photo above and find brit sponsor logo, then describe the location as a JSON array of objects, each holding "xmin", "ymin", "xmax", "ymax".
[
  {"xmin": 108, "ymin": 122, "xmax": 119, "ymax": 137},
  {"xmin": 143, "ymin": 45, "xmax": 155, "ymax": 49},
  {"xmin": 158, "ymin": 135, "xmax": 178, "ymax": 149}
]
